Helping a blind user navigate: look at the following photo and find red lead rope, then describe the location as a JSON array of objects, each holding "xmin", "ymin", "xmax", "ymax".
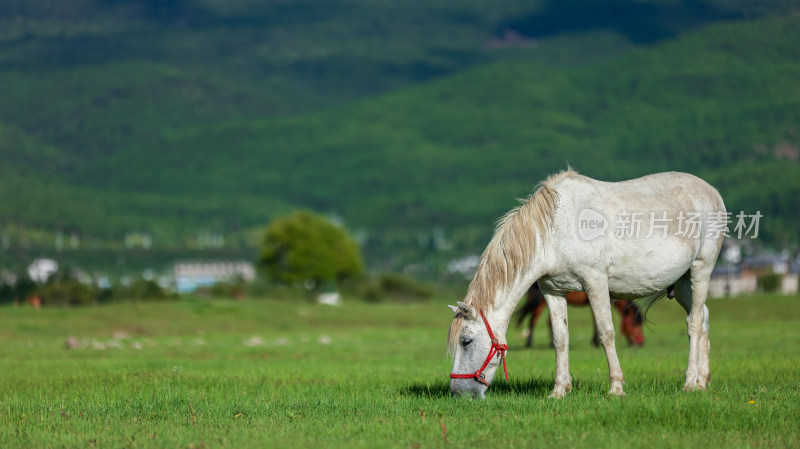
[{"xmin": 449, "ymin": 310, "xmax": 509, "ymax": 386}]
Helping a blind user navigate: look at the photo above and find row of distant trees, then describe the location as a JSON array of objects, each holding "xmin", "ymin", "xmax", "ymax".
[
  {"xmin": 0, "ymin": 210, "xmax": 434, "ymax": 306},
  {"xmin": 8, "ymin": 209, "xmax": 790, "ymax": 306},
  {"xmin": 0, "ymin": 272, "xmax": 173, "ymax": 307}
]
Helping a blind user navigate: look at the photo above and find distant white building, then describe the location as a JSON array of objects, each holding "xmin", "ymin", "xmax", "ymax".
[
  {"xmin": 782, "ymin": 274, "xmax": 799, "ymax": 295},
  {"xmin": 708, "ymin": 253, "xmax": 799, "ymax": 297},
  {"xmin": 28, "ymin": 258, "xmax": 58, "ymax": 283},
  {"xmin": 173, "ymin": 261, "xmax": 256, "ymax": 293},
  {"xmin": 317, "ymin": 292, "xmax": 341, "ymax": 306},
  {"xmin": 708, "ymin": 266, "xmax": 756, "ymax": 297},
  {"xmin": 447, "ymin": 255, "xmax": 480, "ymax": 280}
]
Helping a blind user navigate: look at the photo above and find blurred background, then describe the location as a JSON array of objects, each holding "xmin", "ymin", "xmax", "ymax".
[{"xmin": 0, "ymin": 0, "xmax": 798, "ymax": 305}]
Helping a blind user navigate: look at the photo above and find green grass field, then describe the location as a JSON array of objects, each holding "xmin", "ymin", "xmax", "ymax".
[{"xmin": 1, "ymin": 293, "xmax": 798, "ymax": 448}]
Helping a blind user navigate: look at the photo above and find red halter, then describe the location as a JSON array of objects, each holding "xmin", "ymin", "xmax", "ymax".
[{"xmin": 449, "ymin": 310, "xmax": 509, "ymax": 386}]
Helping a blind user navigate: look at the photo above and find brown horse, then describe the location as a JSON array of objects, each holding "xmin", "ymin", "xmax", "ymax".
[{"xmin": 517, "ymin": 282, "xmax": 645, "ymax": 348}]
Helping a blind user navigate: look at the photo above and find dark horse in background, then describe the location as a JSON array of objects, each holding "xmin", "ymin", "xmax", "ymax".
[{"xmin": 517, "ymin": 282, "xmax": 645, "ymax": 348}]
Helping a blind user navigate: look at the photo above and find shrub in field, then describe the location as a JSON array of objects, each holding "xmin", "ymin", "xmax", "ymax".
[
  {"xmin": 0, "ymin": 282, "xmax": 15, "ymax": 305},
  {"xmin": 205, "ymin": 278, "xmax": 247, "ymax": 299},
  {"xmin": 100, "ymin": 278, "xmax": 174, "ymax": 302},
  {"xmin": 357, "ymin": 273, "xmax": 435, "ymax": 302},
  {"xmin": 5, "ymin": 274, "xmax": 38, "ymax": 305},
  {"xmin": 37, "ymin": 278, "xmax": 96, "ymax": 306},
  {"xmin": 117, "ymin": 278, "xmax": 174, "ymax": 301},
  {"xmin": 95, "ymin": 287, "xmax": 115, "ymax": 304},
  {"xmin": 757, "ymin": 272, "xmax": 782, "ymax": 293},
  {"xmin": 356, "ymin": 278, "xmax": 384, "ymax": 303}
]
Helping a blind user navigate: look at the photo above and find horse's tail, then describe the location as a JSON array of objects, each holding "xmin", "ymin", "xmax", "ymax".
[
  {"xmin": 627, "ymin": 301, "xmax": 644, "ymax": 325},
  {"xmin": 636, "ymin": 286, "xmax": 672, "ymax": 322},
  {"xmin": 516, "ymin": 282, "xmax": 544, "ymax": 327}
]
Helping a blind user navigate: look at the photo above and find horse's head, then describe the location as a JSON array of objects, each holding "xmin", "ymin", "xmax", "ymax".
[
  {"xmin": 620, "ymin": 302, "xmax": 645, "ymax": 346},
  {"xmin": 447, "ymin": 302, "xmax": 508, "ymax": 399}
]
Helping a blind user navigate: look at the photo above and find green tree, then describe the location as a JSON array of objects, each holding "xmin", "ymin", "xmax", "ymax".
[
  {"xmin": 38, "ymin": 277, "xmax": 95, "ymax": 307},
  {"xmin": 259, "ymin": 211, "xmax": 364, "ymax": 288}
]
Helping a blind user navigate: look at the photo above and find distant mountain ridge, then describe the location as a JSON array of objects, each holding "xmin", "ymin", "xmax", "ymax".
[{"xmin": 0, "ymin": 1, "xmax": 798, "ymax": 270}]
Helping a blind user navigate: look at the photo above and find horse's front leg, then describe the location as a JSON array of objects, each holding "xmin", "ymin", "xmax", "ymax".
[
  {"xmin": 585, "ymin": 280, "xmax": 625, "ymax": 396},
  {"xmin": 543, "ymin": 293, "xmax": 571, "ymax": 398}
]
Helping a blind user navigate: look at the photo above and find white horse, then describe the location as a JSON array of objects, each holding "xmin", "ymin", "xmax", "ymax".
[{"xmin": 448, "ymin": 170, "xmax": 726, "ymax": 399}]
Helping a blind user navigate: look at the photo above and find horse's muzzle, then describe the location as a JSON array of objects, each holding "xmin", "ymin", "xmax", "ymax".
[{"xmin": 450, "ymin": 378, "xmax": 487, "ymax": 399}]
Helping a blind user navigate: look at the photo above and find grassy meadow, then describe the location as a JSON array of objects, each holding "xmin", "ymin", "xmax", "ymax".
[{"xmin": 1, "ymin": 293, "xmax": 798, "ymax": 448}]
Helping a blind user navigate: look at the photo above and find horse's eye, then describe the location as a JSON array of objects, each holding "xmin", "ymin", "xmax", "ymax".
[{"xmin": 461, "ymin": 338, "xmax": 473, "ymax": 347}]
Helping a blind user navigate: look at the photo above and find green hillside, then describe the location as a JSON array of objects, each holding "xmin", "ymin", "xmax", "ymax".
[
  {"xmin": 73, "ymin": 17, "xmax": 800, "ymax": 243},
  {"xmin": 1, "ymin": 1, "xmax": 799, "ymax": 272}
]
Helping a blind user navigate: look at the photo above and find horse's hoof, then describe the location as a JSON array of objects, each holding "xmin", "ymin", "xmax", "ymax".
[
  {"xmin": 548, "ymin": 384, "xmax": 572, "ymax": 399},
  {"xmin": 682, "ymin": 377, "xmax": 708, "ymax": 392},
  {"xmin": 609, "ymin": 386, "xmax": 626, "ymax": 397}
]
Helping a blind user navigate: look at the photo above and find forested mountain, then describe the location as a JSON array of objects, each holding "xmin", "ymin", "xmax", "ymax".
[{"xmin": 1, "ymin": 0, "xmax": 798, "ymax": 271}]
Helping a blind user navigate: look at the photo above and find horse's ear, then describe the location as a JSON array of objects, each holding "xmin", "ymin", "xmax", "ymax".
[
  {"xmin": 456, "ymin": 301, "xmax": 477, "ymax": 319},
  {"xmin": 447, "ymin": 304, "xmax": 459, "ymax": 314}
]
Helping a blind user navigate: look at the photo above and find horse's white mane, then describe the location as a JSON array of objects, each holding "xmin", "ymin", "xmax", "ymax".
[{"xmin": 448, "ymin": 169, "xmax": 573, "ymax": 353}]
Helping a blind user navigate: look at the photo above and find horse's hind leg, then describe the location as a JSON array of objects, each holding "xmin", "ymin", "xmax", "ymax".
[
  {"xmin": 585, "ymin": 280, "xmax": 625, "ymax": 396},
  {"xmin": 591, "ymin": 316, "xmax": 600, "ymax": 347},
  {"xmin": 525, "ymin": 314, "xmax": 534, "ymax": 348},
  {"xmin": 674, "ymin": 270, "xmax": 712, "ymax": 391},
  {"xmin": 528, "ymin": 300, "xmax": 546, "ymax": 348}
]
